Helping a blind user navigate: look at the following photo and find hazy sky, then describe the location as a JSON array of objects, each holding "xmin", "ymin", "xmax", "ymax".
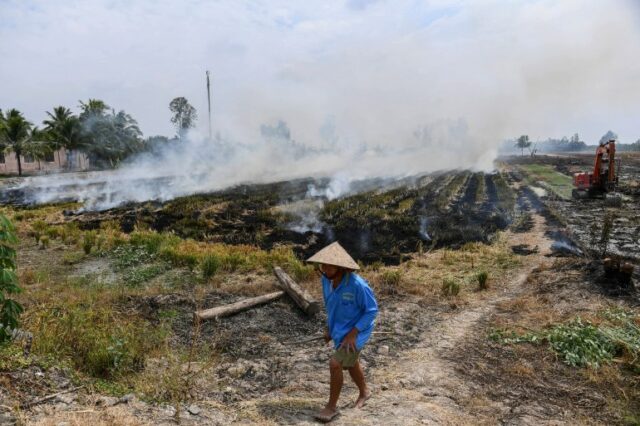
[{"xmin": 2, "ymin": 0, "xmax": 639, "ymax": 145}]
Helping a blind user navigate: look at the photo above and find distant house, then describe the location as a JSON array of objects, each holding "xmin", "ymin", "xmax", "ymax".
[{"xmin": 0, "ymin": 148, "xmax": 90, "ymax": 175}]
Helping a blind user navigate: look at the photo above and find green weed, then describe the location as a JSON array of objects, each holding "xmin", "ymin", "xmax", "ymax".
[
  {"xmin": 0, "ymin": 342, "xmax": 32, "ymax": 370},
  {"xmin": 39, "ymin": 235, "xmax": 50, "ymax": 249},
  {"xmin": 93, "ymin": 378, "xmax": 132, "ymax": 397},
  {"xmin": 30, "ymin": 303, "xmax": 168, "ymax": 378},
  {"xmin": 0, "ymin": 214, "xmax": 22, "ymax": 345},
  {"xmin": 112, "ymin": 245, "xmax": 156, "ymax": 269},
  {"xmin": 201, "ymin": 254, "xmax": 220, "ymax": 279},
  {"xmin": 83, "ymin": 231, "xmax": 97, "ymax": 254},
  {"xmin": 124, "ymin": 264, "xmax": 168, "ymax": 286},
  {"xmin": 491, "ymin": 310, "xmax": 640, "ymax": 369},
  {"xmin": 30, "ymin": 220, "xmax": 48, "ymax": 243},
  {"xmin": 476, "ymin": 270, "xmax": 489, "ymax": 290},
  {"xmin": 62, "ymin": 251, "xmax": 85, "ymax": 265},
  {"xmin": 441, "ymin": 277, "xmax": 460, "ymax": 297},
  {"xmin": 378, "ymin": 270, "xmax": 402, "ymax": 296}
]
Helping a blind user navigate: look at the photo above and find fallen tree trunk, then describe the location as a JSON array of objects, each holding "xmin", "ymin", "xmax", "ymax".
[
  {"xmin": 194, "ymin": 291, "xmax": 285, "ymax": 320},
  {"xmin": 274, "ymin": 267, "xmax": 320, "ymax": 316}
]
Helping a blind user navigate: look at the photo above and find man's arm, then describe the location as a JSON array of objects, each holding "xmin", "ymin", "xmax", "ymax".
[
  {"xmin": 354, "ymin": 285, "xmax": 378, "ymax": 333},
  {"xmin": 340, "ymin": 285, "xmax": 378, "ymax": 352}
]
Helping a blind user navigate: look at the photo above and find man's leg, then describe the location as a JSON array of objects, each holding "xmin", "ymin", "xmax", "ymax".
[
  {"xmin": 317, "ymin": 357, "xmax": 343, "ymax": 419},
  {"xmin": 348, "ymin": 360, "xmax": 371, "ymax": 408}
]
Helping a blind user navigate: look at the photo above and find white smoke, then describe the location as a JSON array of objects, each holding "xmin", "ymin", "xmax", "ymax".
[{"xmin": 2, "ymin": 0, "xmax": 640, "ymax": 209}]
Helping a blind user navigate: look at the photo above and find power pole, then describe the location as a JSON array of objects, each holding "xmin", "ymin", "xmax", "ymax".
[{"xmin": 206, "ymin": 70, "xmax": 212, "ymax": 141}]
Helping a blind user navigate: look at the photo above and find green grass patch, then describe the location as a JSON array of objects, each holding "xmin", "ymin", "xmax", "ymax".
[
  {"xmin": 491, "ymin": 308, "xmax": 640, "ymax": 368},
  {"xmin": 0, "ymin": 342, "xmax": 32, "ymax": 370},
  {"xmin": 93, "ymin": 378, "xmax": 132, "ymax": 397},
  {"xmin": 111, "ymin": 244, "xmax": 157, "ymax": 269},
  {"xmin": 29, "ymin": 301, "xmax": 169, "ymax": 378},
  {"xmin": 518, "ymin": 164, "xmax": 574, "ymax": 199},
  {"xmin": 124, "ymin": 264, "xmax": 169, "ymax": 286}
]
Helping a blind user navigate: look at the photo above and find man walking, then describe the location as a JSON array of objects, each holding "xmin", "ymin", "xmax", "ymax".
[{"xmin": 307, "ymin": 242, "xmax": 379, "ymax": 423}]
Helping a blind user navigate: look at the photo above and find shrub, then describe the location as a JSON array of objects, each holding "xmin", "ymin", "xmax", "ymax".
[
  {"xmin": 30, "ymin": 220, "xmax": 48, "ymax": 243},
  {"xmin": 221, "ymin": 252, "xmax": 244, "ymax": 272},
  {"xmin": 376, "ymin": 270, "xmax": 402, "ymax": 296},
  {"xmin": 31, "ymin": 304, "xmax": 167, "ymax": 378},
  {"xmin": 159, "ymin": 247, "xmax": 198, "ymax": 269},
  {"xmin": 62, "ymin": 251, "xmax": 85, "ymax": 265},
  {"xmin": 60, "ymin": 222, "xmax": 81, "ymax": 245},
  {"xmin": 476, "ymin": 271, "xmax": 489, "ymax": 290},
  {"xmin": 289, "ymin": 260, "xmax": 315, "ymax": 282},
  {"xmin": 96, "ymin": 234, "xmax": 106, "ymax": 252},
  {"xmin": 546, "ymin": 318, "xmax": 616, "ymax": 368},
  {"xmin": 112, "ymin": 245, "xmax": 155, "ymax": 269},
  {"xmin": 441, "ymin": 277, "xmax": 460, "ymax": 297},
  {"xmin": 0, "ymin": 215, "xmax": 23, "ymax": 345},
  {"xmin": 125, "ymin": 265, "xmax": 168, "ymax": 287},
  {"xmin": 491, "ymin": 311, "xmax": 640, "ymax": 369},
  {"xmin": 201, "ymin": 254, "xmax": 220, "ymax": 279},
  {"xmin": 129, "ymin": 230, "xmax": 179, "ymax": 254},
  {"xmin": 45, "ymin": 227, "xmax": 59, "ymax": 239},
  {"xmin": 83, "ymin": 231, "xmax": 97, "ymax": 254},
  {"xmin": 39, "ymin": 235, "xmax": 50, "ymax": 250}
]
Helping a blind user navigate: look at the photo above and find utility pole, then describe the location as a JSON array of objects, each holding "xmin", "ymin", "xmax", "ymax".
[{"xmin": 206, "ymin": 70, "xmax": 212, "ymax": 141}]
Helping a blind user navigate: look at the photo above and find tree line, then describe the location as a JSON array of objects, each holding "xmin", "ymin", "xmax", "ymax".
[
  {"xmin": 0, "ymin": 97, "xmax": 197, "ymax": 175},
  {"xmin": 513, "ymin": 130, "xmax": 640, "ymax": 156}
]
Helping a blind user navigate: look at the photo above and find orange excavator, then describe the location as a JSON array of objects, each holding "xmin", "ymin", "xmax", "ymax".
[{"xmin": 572, "ymin": 139, "xmax": 620, "ymax": 202}]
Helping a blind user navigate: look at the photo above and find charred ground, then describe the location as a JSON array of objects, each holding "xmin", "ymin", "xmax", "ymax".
[
  {"xmin": 44, "ymin": 170, "xmax": 519, "ymax": 265},
  {"xmin": 0, "ymin": 154, "xmax": 639, "ymax": 425}
]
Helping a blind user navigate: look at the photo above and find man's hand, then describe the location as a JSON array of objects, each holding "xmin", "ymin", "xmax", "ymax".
[
  {"xmin": 340, "ymin": 328, "xmax": 359, "ymax": 352},
  {"xmin": 323, "ymin": 329, "xmax": 332, "ymax": 344}
]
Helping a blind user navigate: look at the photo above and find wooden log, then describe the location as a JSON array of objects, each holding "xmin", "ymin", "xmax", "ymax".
[
  {"xmin": 194, "ymin": 291, "xmax": 285, "ymax": 320},
  {"xmin": 274, "ymin": 267, "xmax": 320, "ymax": 316}
]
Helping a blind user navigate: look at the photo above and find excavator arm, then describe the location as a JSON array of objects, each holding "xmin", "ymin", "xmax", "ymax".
[{"xmin": 573, "ymin": 140, "xmax": 618, "ymax": 196}]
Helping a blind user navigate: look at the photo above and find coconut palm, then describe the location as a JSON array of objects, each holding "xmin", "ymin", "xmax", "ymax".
[
  {"xmin": 23, "ymin": 126, "xmax": 53, "ymax": 171},
  {"xmin": 43, "ymin": 106, "xmax": 85, "ymax": 167},
  {"xmin": 78, "ymin": 99, "xmax": 109, "ymax": 121},
  {"xmin": 0, "ymin": 109, "xmax": 32, "ymax": 176},
  {"xmin": 83, "ymin": 109, "xmax": 144, "ymax": 167}
]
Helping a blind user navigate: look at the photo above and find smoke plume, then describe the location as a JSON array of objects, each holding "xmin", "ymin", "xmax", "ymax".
[{"xmin": 2, "ymin": 0, "xmax": 640, "ymax": 209}]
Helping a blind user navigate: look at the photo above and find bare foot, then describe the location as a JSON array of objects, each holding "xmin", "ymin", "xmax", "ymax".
[
  {"xmin": 353, "ymin": 390, "xmax": 371, "ymax": 409},
  {"xmin": 314, "ymin": 406, "xmax": 339, "ymax": 423}
]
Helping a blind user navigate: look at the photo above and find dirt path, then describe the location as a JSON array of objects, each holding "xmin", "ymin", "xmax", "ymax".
[
  {"xmin": 304, "ymin": 215, "xmax": 555, "ymax": 425},
  {"xmin": 12, "ymin": 213, "xmax": 567, "ymax": 426}
]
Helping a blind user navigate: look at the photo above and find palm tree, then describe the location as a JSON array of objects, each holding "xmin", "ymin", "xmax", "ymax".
[
  {"xmin": 78, "ymin": 99, "xmax": 109, "ymax": 121},
  {"xmin": 0, "ymin": 109, "xmax": 32, "ymax": 176},
  {"xmin": 43, "ymin": 106, "xmax": 72, "ymax": 165},
  {"xmin": 44, "ymin": 106, "xmax": 85, "ymax": 169},
  {"xmin": 83, "ymin": 109, "xmax": 143, "ymax": 168},
  {"xmin": 23, "ymin": 127, "xmax": 52, "ymax": 171}
]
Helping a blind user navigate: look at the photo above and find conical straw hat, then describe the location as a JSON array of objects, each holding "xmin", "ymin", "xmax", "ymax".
[{"xmin": 306, "ymin": 242, "xmax": 360, "ymax": 270}]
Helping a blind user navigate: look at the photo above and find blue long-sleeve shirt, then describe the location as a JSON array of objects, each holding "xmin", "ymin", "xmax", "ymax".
[{"xmin": 322, "ymin": 272, "xmax": 378, "ymax": 350}]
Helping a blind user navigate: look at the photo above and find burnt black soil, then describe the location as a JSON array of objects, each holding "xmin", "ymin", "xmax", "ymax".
[
  {"xmin": 39, "ymin": 171, "xmax": 520, "ymax": 265},
  {"xmin": 505, "ymin": 155, "xmax": 640, "ymax": 261},
  {"xmin": 131, "ymin": 288, "xmax": 441, "ymax": 399},
  {"xmin": 318, "ymin": 171, "xmax": 516, "ymax": 263}
]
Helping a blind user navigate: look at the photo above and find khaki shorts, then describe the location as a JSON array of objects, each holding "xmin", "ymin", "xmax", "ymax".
[{"xmin": 332, "ymin": 347, "xmax": 361, "ymax": 369}]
